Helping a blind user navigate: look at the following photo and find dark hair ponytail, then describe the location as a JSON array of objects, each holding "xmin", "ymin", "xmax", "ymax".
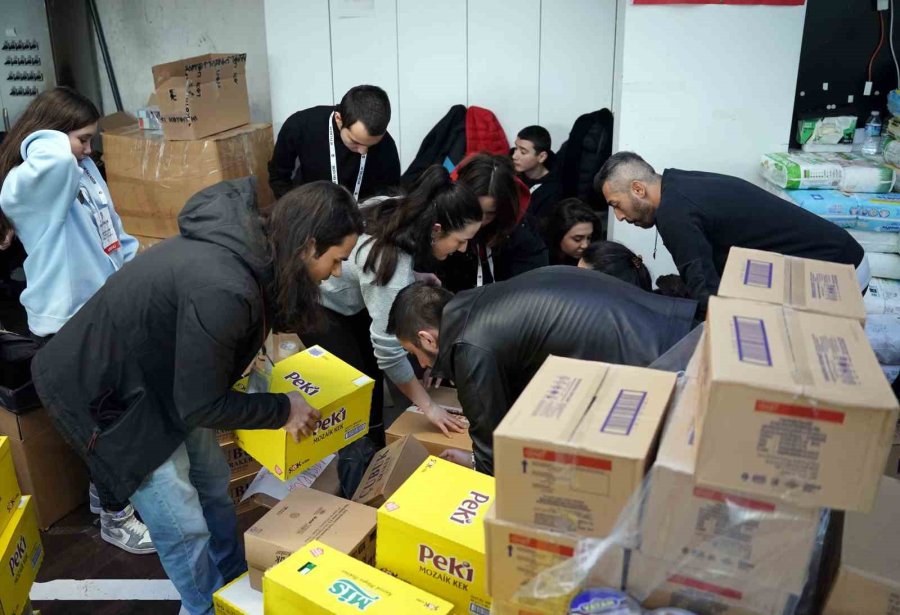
[
  {"xmin": 580, "ymin": 240, "xmax": 652, "ymax": 291},
  {"xmin": 363, "ymin": 165, "xmax": 482, "ymax": 285}
]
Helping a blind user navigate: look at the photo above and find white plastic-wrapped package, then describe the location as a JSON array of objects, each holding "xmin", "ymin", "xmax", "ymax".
[
  {"xmin": 869, "ymin": 252, "xmax": 900, "ymax": 280},
  {"xmin": 761, "ymin": 152, "xmax": 895, "ymax": 193},
  {"xmin": 866, "ymin": 314, "xmax": 900, "ymax": 364},
  {"xmin": 865, "ymin": 278, "xmax": 900, "ymax": 314},
  {"xmin": 849, "ymin": 229, "xmax": 900, "ymax": 254}
]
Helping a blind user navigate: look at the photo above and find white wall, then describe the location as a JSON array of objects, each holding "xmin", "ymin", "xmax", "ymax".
[
  {"xmin": 265, "ymin": 0, "xmax": 617, "ymax": 171},
  {"xmin": 609, "ymin": 1, "xmax": 807, "ymax": 281},
  {"xmin": 94, "ymin": 0, "xmax": 271, "ymax": 123}
]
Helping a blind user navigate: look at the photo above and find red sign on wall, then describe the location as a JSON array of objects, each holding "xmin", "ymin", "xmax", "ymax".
[{"xmin": 634, "ymin": 0, "xmax": 803, "ymax": 4}]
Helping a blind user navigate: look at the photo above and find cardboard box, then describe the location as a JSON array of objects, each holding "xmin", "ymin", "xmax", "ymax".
[
  {"xmin": 0, "ymin": 497, "xmax": 43, "ymax": 615},
  {"xmin": 244, "ymin": 486, "xmax": 376, "ymax": 591},
  {"xmin": 822, "ymin": 476, "xmax": 900, "ymax": 614},
  {"xmin": 151, "ymin": 53, "xmax": 250, "ymax": 141},
  {"xmin": 377, "ymin": 456, "xmax": 495, "ymax": 614},
  {"xmin": 493, "ymin": 356, "xmax": 676, "ymax": 537},
  {"xmin": 696, "ymin": 297, "xmax": 899, "ymax": 511},
  {"xmin": 385, "ymin": 410, "xmax": 472, "ymax": 456},
  {"xmin": 0, "ymin": 407, "xmax": 88, "ymax": 528},
  {"xmin": 352, "ymin": 435, "xmax": 430, "ymax": 508},
  {"xmin": 484, "ymin": 507, "xmax": 625, "ymax": 613},
  {"xmin": 213, "ymin": 572, "xmax": 262, "ymax": 615},
  {"xmin": 103, "ymin": 123, "xmax": 275, "ymax": 239},
  {"xmin": 886, "ymin": 422, "xmax": 900, "ymax": 480},
  {"xmin": 228, "ymin": 469, "xmax": 259, "ymax": 514},
  {"xmin": 235, "ymin": 345, "xmax": 374, "ymax": 482},
  {"xmin": 220, "ymin": 439, "xmax": 262, "ymax": 478},
  {"xmin": 0, "ymin": 436, "xmax": 21, "ymax": 537},
  {"xmin": 627, "ymin": 550, "xmax": 799, "ymax": 615},
  {"xmin": 717, "ymin": 247, "xmax": 866, "ymax": 324},
  {"xmin": 642, "ymin": 369, "xmax": 819, "ymax": 594},
  {"xmin": 264, "ymin": 540, "xmax": 453, "ymax": 614},
  {"xmin": 216, "ymin": 430, "xmax": 234, "ymax": 444}
]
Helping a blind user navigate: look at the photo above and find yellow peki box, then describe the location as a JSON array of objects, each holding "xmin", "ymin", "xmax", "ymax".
[
  {"xmin": 377, "ymin": 456, "xmax": 496, "ymax": 615},
  {"xmin": 263, "ymin": 539, "xmax": 453, "ymax": 614},
  {"xmin": 0, "ymin": 496, "xmax": 43, "ymax": 615},
  {"xmin": 235, "ymin": 345, "xmax": 374, "ymax": 481},
  {"xmin": 213, "ymin": 572, "xmax": 262, "ymax": 615},
  {"xmin": 0, "ymin": 436, "xmax": 22, "ymax": 537}
]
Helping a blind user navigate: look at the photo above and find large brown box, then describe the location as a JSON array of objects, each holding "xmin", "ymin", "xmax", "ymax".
[
  {"xmin": 696, "ymin": 297, "xmax": 898, "ymax": 512},
  {"xmin": 103, "ymin": 123, "xmax": 275, "ymax": 239},
  {"xmin": 152, "ymin": 53, "xmax": 250, "ymax": 141},
  {"xmin": 0, "ymin": 407, "xmax": 88, "ymax": 528},
  {"xmin": 352, "ymin": 434, "xmax": 429, "ymax": 508},
  {"xmin": 244, "ymin": 487, "xmax": 376, "ymax": 591}
]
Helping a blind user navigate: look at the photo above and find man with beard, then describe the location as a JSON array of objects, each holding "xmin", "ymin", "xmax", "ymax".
[{"xmin": 593, "ymin": 152, "xmax": 868, "ymax": 318}]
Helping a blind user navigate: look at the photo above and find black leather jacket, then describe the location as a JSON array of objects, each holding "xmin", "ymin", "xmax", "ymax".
[{"xmin": 433, "ymin": 266, "xmax": 697, "ymax": 474}]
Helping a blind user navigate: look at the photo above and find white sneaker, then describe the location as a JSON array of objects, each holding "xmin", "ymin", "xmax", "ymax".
[
  {"xmin": 99, "ymin": 504, "xmax": 156, "ymax": 555},
  {"xmin": 88, "ymin": 483, "xmax": 102, "ymax": 514}
]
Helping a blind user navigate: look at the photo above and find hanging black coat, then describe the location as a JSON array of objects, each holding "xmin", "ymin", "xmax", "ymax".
[
  {"xmin": 31, "ymin": 178, "xmax": 290, "ymax": 505},
  {"xmin": 401, "ymin": 105, "xmax": 468, "ymax": 186},
  {"xmin": 558, "ymin": 109, "xmax": 614, "ymax": 214}
]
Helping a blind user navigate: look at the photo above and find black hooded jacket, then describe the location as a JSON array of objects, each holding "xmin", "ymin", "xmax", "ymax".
[
  {"xmin": 432, "ymin": 266, "xmax": 697, "ymax": 475},
  {"xmin": 31, "ymin": 178, "xmax": 290, "ymax": 505}
]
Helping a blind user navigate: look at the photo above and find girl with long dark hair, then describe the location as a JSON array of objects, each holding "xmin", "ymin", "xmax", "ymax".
[
  {"xmin": 31, "ymin": 178, "xmax": 364, "ymax": 614},
  {"xmin": 543, "ymin": 198, "xmax": 600, "ymax": 265},
  {"xmin": 437, "ymin": 153, "xmax": 548, "ymax": 291},
  {"xmin": 309, "ymin": 165, "xmax": 483, "ymax": 480},
  {"xmin": 0, "ymin": 87, "xmax": 148, "ymax": 552}
]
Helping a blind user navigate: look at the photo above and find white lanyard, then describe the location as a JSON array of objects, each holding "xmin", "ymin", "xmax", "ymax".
[
  {"xmin": 329, "ymin": 111, "xmax": 367, "ymax": 201},
  {"xmin": 529, "ymin": 183, "xmax": 542, "ymax": 194},
  {"xmin": 80, "ymin": 167, "xmax": 121, "ymax": 256},
  {"xmin": 476, "ymin": 247, "xmax": 494, "ymax": 288}
]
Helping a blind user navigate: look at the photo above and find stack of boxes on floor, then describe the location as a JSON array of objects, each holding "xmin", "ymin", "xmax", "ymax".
[
  {"xmin": 0, "ymin": 436, "xmax": 44, "ymax": 615},
  {"xmin": 100, "ymin": 53, "xmax": 275, "ymax": 247}
]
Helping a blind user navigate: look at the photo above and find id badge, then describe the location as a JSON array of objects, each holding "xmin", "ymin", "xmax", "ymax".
[{"xmin": 93, "ymin": 207, "xmax": 121, "ymax": 254}]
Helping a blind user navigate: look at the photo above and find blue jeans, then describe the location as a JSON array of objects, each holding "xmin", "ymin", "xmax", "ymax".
[{"xmin": 130, "ymin": 429, "xmax": 246, "ymax": 615}]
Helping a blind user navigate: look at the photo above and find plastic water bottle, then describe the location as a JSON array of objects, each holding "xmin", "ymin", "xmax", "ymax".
[{"xmin": 862, "ymin": 111, "xmax": 883, "ymax": 156}]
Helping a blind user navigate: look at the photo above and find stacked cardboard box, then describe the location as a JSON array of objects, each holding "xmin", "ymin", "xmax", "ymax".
[
  {"xmin": 376, "ymin": 456, "xmax": 496, "ymax": 615},
  {"xmin": 103, "ymin": 53, "xmax": 274, "ymax": 240},
  {"xmin": 624, "ymin": 248, "xmax": 899, "ymax": 613},
  {"xmin": 0, "ymin": 406, "xmax": 88, "ymax": 528},
  {"xmin": 483, "ymin": 356, "xmax": 674, "ymax": 612},
  {"xmin": 352, "ymin": 434, "xmax": 429, "ymax": 508}
]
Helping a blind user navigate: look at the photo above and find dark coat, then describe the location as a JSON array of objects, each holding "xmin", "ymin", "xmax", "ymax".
[
  {"xmin": 433, "ymin": 266, "xmax": 698, "ymax": 475},
  {"xmin": 523, "ymin": 152, "xmax": 562, "ymax": 222},
  {"xmin": 31, "ymin": 178, "xmax": 290, "ymax": 505},
  {"xmin": 401, "ymin": 105, "xmax": 467, "ymax": 186},
  {"xmin": 558, "ymin": 109, "xmax": 614, "ymax": 214}
]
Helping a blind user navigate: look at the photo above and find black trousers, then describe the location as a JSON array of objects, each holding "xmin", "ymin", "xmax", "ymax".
[{"xmin": 301, "ymin": 307, "xmax": 386, "ymax": 448}]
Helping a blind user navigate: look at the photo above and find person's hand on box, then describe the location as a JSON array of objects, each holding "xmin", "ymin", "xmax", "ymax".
[
  {"xmin": 421, "ymin": 400, "xmax": 467, "ymax": 438},
  {"xmin": 439, "ymin": 448, "xmax": 473, "ymax": 468},
  {"xmin": 283, "ymin": 391, "xmax": 321, "ymax": 442}
]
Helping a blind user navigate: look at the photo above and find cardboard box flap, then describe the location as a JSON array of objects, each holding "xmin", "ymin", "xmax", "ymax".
[
  {"xmin": 494, "ymin": 356, "xmax": 610, "ymax": 445},
  {"xmin": 842, "ymin": 476, "xmax": 900, "ymax": 584},
  {"xmin": 570, "ymin": 366, "xmax": 676, "ymax": 460},
  {"xmin": 380, "ymin": 457, "xmax": 494, "ymax": 551},
  {"xmin": 719, "ymin": 248, "xmax": 788, "ymax": 306},
  {"xmin": 268, "ymin": 345, "xmax": 374, "ymax": 407},
  {"xmin": 352, "ymin": 435, "xmax": 429, "ymax": 505},
  {"xmin": 151, "ymin": 53, "xmax": 247, "ymax": 88},
  {"xmin": 244, "ymin": 487, "xmax": 375, "ymax": 572}
]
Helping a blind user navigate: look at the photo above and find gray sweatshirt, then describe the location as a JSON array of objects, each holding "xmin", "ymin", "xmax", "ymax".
[{"xmin": 319, "ymin": 234, "xmax": 416, "ymax": 384}]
